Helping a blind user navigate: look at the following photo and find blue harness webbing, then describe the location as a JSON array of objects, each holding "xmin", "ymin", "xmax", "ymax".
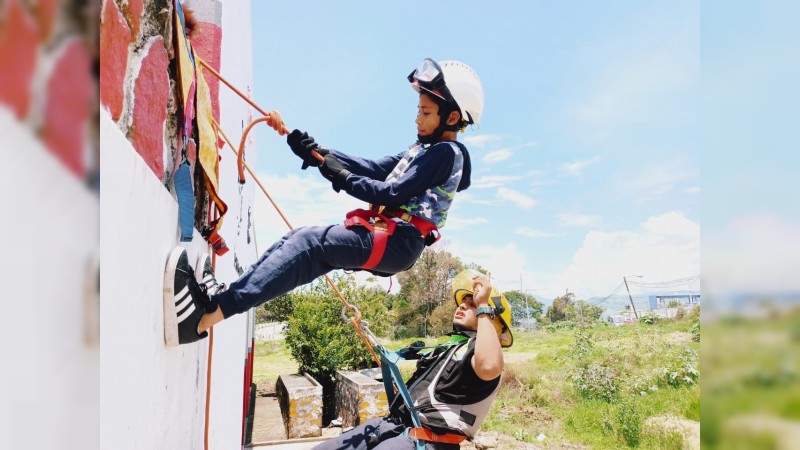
[{"xmin": 378, "ymin": 341, "xmax": 463, "ymax": 450}]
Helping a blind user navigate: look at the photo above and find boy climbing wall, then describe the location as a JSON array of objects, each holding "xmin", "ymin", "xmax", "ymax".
[{"xmin": 164, "ymin": 58, "xmax": 484, "ymax": 345}]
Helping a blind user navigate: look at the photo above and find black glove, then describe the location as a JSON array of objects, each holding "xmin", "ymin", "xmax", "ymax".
[
  {"xmin": 319, "ymin": 154, "xmax": 351, "ymax": 192},
  {"xmin": 287, "ymin": 129, "xmax": 328, "ymax": 169},
  {"xmin": 396, "ymin": 340, "xmax": 426, "ymax": 360}
]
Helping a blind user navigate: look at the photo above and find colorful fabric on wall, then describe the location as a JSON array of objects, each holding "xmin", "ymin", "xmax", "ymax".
[{"xmin": 196, "ymin": 61, "xmax": 228, "ymax": 230}]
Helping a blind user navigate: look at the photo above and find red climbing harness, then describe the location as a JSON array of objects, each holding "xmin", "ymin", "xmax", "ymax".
[
  {"xmin": 343, "ymin": 208, "xmax": 441, "ymax": 270},
  {"xmin": 383, "ymin": 209, "xmax": 440, "ymax": 244},
  {"xmin": 407, "ymin": 427, "xmax": 467, "ymax": 445},
  {"xmin": 343, "ymin": 209, "xmax": 396, "ymax": 270}
]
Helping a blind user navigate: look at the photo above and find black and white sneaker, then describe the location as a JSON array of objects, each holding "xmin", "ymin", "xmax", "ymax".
[
  {"xmin": 163, "ymin": 247, "xmax": 215, "ymax": 346},
  {"xmin": 196, "ymin": 253, "xmax": 226, "ymax": 296}
]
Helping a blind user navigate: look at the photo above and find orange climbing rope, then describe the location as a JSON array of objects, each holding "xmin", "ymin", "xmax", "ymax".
[{"xmin": 199, "ymin": 57, "xmax": 381, "ymax": 367}]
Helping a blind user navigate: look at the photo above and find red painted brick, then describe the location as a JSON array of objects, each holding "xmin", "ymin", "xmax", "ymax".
[
  {"xmin": 191, "ymin": 22, "xmax": 222, "ymax": 123},
  {"xmin": 0, "ymin": 0, "xmax": 40, "ymax": 119},
  {"xmin": 43, "ymin": 38, "xmax": 93, "ymax": 178},
  {"xmin": 127, "ymin": 0, "xmax": 143, "ymax": 39},
  {"xmin": 31, "ymin": 0, "xmax": 60, "ymax": 41},
  {"xmin": 185, "ymin": 138, "xmax": 197, "ymax": 166},
  {"xmin": 100, "ymin": 0, "xmax": 130, "ymax": 120},
  {"xmin": 131, "ymin": 37, "xmax": 170, "ymax": 178}
]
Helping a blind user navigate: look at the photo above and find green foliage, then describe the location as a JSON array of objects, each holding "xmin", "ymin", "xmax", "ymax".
[
  {"xmin": 427, "ymin": 301, "xmax": 455, "ymax": 336},
  {"xmin": 546, "ymin": 292, "xmax": 574, "ymax": 322},
  {"xmin": 395, "ymin": 247, "xmax": 464, "ymax": 337},
  {"xmin": 503, "ymin": 290, "xmax": 544, "ymax": 325},
  {"xmin": 257, "ymin": 292, "xmax": 295, "ymax": 323},
  {"xmin": 660, "ymin": 348, "xmax": 699, "ymax": 388},
  {"xmin": 686, "ymin": 305, "xmax": 700, "ymax": 322},
  {"xmin": 567, "ymin": 300, "xmax": 605, "ymax": 323},
  {"xmin": 673, "ymin": 307, "xmax": 686, "ymax": 321},
  {"xmin": 284, "ymin": 274, "xmax": 389, "ymax": 382},
  {"xmin": 546, "ymin": 293, "xmax": 605, "ymax": 324},
  {"xmin": 640, "ymin": 312, "xmax": 659, "ymax": 325},
  {"xmin": 544, "ymin": 320, "xmax": 576, "ymax": 333},
  {"xmin": 572, "ymin": 363, "xmax": 620, "ymax": 402},
  {"xmin": 690, "ymin": 319, "xmax": 700, "ymax": 342},
  {"xmin": 616, "ymin": 397, "xmax": 642, "ymax": 447}
]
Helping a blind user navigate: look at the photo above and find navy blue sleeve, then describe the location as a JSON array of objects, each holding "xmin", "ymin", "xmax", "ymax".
[
  {"xmin": 328, "ymin": 149, "xmax": 403, "ymax": 180},
  {"xmin": 342, "ymin": 144, "xmax": 456, "ymax": 208}
]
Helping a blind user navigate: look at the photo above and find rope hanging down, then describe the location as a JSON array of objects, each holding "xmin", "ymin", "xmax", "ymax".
[{"xmin": 198, "ymin": 57, "xmax": 380, "ymax": 366}]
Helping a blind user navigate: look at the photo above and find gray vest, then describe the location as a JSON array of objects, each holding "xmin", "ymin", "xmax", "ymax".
[
  {"xmin": 384, "ymin": 142, "xmax": 464, "ymax": 228},
  {"xmin": 407, "ymin": 339, "xmax": 501, "ymax": 438}
]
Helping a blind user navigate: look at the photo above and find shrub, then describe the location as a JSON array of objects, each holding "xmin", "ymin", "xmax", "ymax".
[
  {"xmin": 690, "ymin": 319, "xmax": 700, "ymax": 342},
  {"xmin": 660, "ymin": 348, "xmax": 699, "ymax": 388},
  {"xmin": 616, "ymin": 397, "xmax": 642, "ymax": 447},
  {"xmin": 545, "ymin": 320, "xmax": 576, "ymax": 333},
  {"xmin": 572, "ymin": 363, "xmax": 620, "ymax": 402},
  {"xmin": 640, "ymin": 312, "xmax": 659, "ymax": 325},
  {"xmin": 686, "ymin": 305, "xmax": 700, "ymax": 322},
  {"xmin": 284, "ymin": 274, "xmax": 390, "ymax": 379},
  {"xmin": 674, "ymin": 307, "xmax": 686, "ymax": 321}
]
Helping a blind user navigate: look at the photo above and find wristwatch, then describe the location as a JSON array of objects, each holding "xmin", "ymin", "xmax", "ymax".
[{"xmin": 475, "ymin": 306, "xmax": 495, "ymax": 319}]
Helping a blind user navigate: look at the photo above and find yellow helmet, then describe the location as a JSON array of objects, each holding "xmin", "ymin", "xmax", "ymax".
[{"xmin": 451, "ymin": 269, "xmax": 513, "ymax": 348}]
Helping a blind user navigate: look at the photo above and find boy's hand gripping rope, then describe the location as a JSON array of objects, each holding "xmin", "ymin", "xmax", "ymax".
[
  {"xmin": 197, "ymin": 59, "xmax": 325, "ymax": 184},
  {"xmin": 199, "ymin": 57, "xmax": 380, "ymax": 366}
]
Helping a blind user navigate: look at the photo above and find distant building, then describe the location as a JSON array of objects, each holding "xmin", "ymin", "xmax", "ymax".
[{"xmin": 648, "ymin": 293, "xmax": 701, "ymax": 310}]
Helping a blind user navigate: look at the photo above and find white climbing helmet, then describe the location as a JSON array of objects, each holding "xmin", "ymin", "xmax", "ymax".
[{"xmin": 408, "ymin": 58, "xmax": 484, "ymax": 127}]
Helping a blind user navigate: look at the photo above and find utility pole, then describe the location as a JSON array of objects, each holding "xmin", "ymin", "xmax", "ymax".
[
  {"xmin": 519, "ymin": 275, "xmax": 530, "ymax": 329},
  {"xmin": 623, "ymin": 276, "xmax": 640, "ymax": 320}
]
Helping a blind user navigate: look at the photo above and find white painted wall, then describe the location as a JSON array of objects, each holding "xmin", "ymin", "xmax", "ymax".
[
  {"xmin": 99, "ymin": 1, "xmax": 259, "ymax": 447},
  {"xmin": 1, "ymin": 108, "xmax": 99, "ymax": 450},
  {"xmin": 209, "ymin": 0, "xmax": 261, "ymax": 447}
]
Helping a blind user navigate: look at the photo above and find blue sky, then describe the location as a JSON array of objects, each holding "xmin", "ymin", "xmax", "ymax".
[{"xmin": 248, "ymin": 1, "xmax": 702, "ymax": 300}]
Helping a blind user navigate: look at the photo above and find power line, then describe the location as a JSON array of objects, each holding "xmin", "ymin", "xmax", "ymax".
[{"xmin": 591, "ymin": 282, "xmax": 625, "ymax": 306}]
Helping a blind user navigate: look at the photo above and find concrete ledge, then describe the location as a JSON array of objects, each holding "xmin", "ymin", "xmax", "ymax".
[
  {"xmin": 335, "ymin": 370, "xmax": 388, "ymax": 428},
  {"xmin": 276, "ymin": 374, "xmax": 323, "ymax": 438}
]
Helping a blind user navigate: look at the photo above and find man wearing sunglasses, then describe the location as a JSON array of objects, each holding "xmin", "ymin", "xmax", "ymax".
[{"xmin": 165, "ymin": 58, "xmax": 485, "ymax": 346}]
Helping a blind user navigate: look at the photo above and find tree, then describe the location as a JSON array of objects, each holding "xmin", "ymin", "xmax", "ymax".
[
  {"xmin": 503, "ymin": 290, "xmax": 543, "ymax": 326},
  {"xmin": 395, "ymin": 247, "xmax": 464, "ymax": 337},
  {"xmin": 256, "ymin": 292, "xmax": 294, "ymax": 324},
  {"xmin": 566, "ymin": 300, "xmax": 604, "ymax": 322},
  {"xmin": 546, "ymin": 292, "xmax": 575, "ymax": 323}
]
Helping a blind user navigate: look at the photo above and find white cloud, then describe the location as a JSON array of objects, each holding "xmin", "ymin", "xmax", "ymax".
[
  {"xmin": 620, "ymin": 158, "xmax": 698, "ymax": 205},
  {"xmin": 482, "ymin": 149, "xmax": 513, "ymax": 164},
  {"xmin": 550, "ymin": 211, "xmax": 700, "ymax": 298},
  {"xmin": 496, "ymin": 187, "xmax": 537, "ymax": 209},
  {"xmin": 704, "ymin": 213, "xmax": 800, "ymax": 297},
  {"xmin": 463, "ymin": 134, "xmax": 502, "ymax": 148},
  {"xmin": 684, "ymin": 187, "xmax": 699, "ymax": 194},
  {"xmin": 560, "ymin": 156, "xmax": 600, "ymax": 176},
  {"xmin": 472, "ymin": 175, "xmax": 520, "ymax": 189},
  {"xmin": 452, "ymin": 191, "xmax": 493, "ymax": 205},
  {"xmin": 558, "ymin": 213, "xmax": 602, "ymax": 228},
  {"xmin": 515, "ymin": 227, "xmax": 557, "ymax": 238},
  {"xmin": 445, "ymin": 216, "xmax": 489, "ymax": 230},
  {"xmin": 253, "ymin": 172, "xmax": 363, "ymax": 244}
]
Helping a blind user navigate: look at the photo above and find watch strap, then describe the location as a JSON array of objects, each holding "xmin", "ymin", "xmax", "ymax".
[{"xmin": 475, "ymin": 306, "xmax": 495, "ymax": 319}]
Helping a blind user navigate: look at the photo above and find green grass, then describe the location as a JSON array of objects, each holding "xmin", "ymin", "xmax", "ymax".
[
  {"xmin": 252, "ymin": 340, "xmax": 298, "ymax": 384},
  {"xmin": 253, "ymin": 319, "xmax": 701, "ymax": 448}
]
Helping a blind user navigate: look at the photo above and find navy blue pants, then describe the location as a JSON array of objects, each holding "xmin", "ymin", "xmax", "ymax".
[
  {"xmin": 312, "ymin": 417, "xmax": 458, "ymax": 450},
  {"xmin": 213, "ymin": 222, "xmax": 425, "ymax": 318}
]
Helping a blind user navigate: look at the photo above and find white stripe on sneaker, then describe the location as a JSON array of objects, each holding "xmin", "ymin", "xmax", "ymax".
[
  {"xmin": 174, "ymin": 286, "xmax": 190, "ymax": 308},
  {"xmin": 177, "ymin": 303, "xmax": 196, "ymax": 323}
]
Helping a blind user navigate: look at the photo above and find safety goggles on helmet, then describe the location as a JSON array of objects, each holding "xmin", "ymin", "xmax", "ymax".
[{"xmin": 408, "ymin": 58, "xmax": 456, "ymax": 105}]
